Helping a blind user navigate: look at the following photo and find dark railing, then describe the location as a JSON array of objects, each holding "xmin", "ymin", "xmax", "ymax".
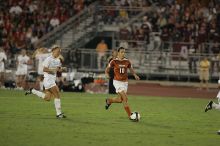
[{"xmin": 62, "ymin": 47, "xmax": 219, "ymax": 82}]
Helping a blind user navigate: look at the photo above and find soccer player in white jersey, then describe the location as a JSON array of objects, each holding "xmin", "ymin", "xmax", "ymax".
[
  {"xmin": 25, "ymin": 45, "xmax": 66, "ymax": 119},
  {"xmin": 34, "ymin": 48, "xmax": 51, "ymax": 90},
  {"xmin": 15, "ymin": 49, "xmax": 30, "ymax": 89},
  {"xmin": 205, "ymin": 79, "xmax": 220, "ymax": 135},
  {"xmin": 0, "ymin": 48, "xmax": 7, "ymax": 87}
]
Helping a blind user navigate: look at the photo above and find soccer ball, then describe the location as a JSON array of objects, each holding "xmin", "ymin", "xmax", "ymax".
[
  {"xmin": 130, "ymin": 112, "xmax": 141, "ymax": 122},
  {"xmin": 217, "ymin": 130, "xmax": 220, "ymax": 135}
]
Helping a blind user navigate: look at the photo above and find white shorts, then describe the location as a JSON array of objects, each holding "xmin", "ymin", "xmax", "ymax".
[
  {"xmin": 16, "ymin": 68, "xmax": 28, "ymax": 75},
  {"xmin": 113, "ymin": 80, "xmax": 128, "ymax": 93},
  {"xmin": 43, "ymin": 77, "xmax": 56, "ymax": 90},
  {"xmin": 38, "ymin": 66, "xmax": 44, "ymax": 75},
  {"xmin": 217, "ymin": 90, "xmax": 220, "ymax": 99}
]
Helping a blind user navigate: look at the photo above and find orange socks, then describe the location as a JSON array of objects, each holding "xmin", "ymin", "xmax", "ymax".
[
  {"xmin": 108, "ymin": 97, "xmax": 131, "ymax": 118},
  {"xmin": 124, "ymin": 106, "xmax": 131, "ymax": 117}
]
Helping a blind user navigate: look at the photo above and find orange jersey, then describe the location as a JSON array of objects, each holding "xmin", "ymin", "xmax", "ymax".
[{"xmin": 108, "ymin": 58, "xmax": 132, "ymax": 82}]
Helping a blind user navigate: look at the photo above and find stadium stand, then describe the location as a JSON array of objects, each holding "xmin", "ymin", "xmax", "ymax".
[
  {"xmin": 0, "ymin": 0, "xmax": 95, "ymax": 55},
  {"xmin": 0, "ymin": 0, "xmax": 220, "ymax": 89}
]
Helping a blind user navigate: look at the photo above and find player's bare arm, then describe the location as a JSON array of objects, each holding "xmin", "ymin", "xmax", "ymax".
[
  {"xmin": 129, "ymin": 67, "xmax": 140, "ymax": 80},
  {"xmin": 60, "ymin": 67, "xmax": 67, "ymax": 72},
  {"xmin": 43, "ymin": 67, "xmax": 58, "ymax": 74}
]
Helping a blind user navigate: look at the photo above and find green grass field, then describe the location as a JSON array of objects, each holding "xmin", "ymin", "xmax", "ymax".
[{"xmin": 0, "ymin": 89, "xmax": 220, "ymax": 146}]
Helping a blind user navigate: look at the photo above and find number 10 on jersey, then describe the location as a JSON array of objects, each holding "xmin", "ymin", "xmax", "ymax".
[{"xmin": 119, "ymin": 67, "xmax": 125, "ymax": 74}]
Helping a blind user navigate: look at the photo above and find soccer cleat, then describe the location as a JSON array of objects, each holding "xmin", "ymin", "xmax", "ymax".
[
  {"xmin": 56, "ymin": 113, "xmax": 66, "ymax": 119},
  {"xmin": 105, "ymin": 99, "xmax": 111, "ymax": 110},
  {"xmin": 217, "ymin": 130, "xmax": 220, "ymax": 135},
  {"xmin": 205, "ymin": 101, "xmax": 213, "ymax": 112},
  {"xmin": 25, "ymin": 88, "xmax": 33, "ymax": 96},
  {"xmin": 129, "ymin": 116, "xmax": 133, "ymax": 121}
]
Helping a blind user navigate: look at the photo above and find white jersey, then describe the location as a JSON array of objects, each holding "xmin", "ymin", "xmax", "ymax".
[
  {"xmin": 16, "ymin": 55, "xmax": 30, "ymax": 75},
  {"xmin": 0, "ymin": 52, "xmax": 7, "ymax": 72},
  {"xmin": 35, "ymin": 53, "xmax": 51, "ymax": 75},
  {"xmin": 43, "ymin": 55, "xmax": 61, "ymax": 81}
]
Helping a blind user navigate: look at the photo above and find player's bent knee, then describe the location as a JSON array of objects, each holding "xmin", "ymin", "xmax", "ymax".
[
  {"xmin": 121, "ymin": 97, "xmax": 126, "ymax": 101},
  {"xmin": 44, "ymin": 93, "xmax": 52, "ymax": 101},
  {"xmin": 117, "ymin": 98, "xmax": 122, "ymax": 103},
  {"xmin": 44, "ymin": 96, "xmax": 51, "ymax": 101},
  {"xmin": 121, "ymin": 96, "xmax": 128, "ymax": 102}
]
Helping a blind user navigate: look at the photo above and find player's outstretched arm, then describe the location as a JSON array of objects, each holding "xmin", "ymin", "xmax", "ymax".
[
  {"xmin": 43, "ymin": 67, "xmax": 58, "ymax": 74},
  {"xmin": 57, "ymin": 67, "xmax": 67, "ymax": 72},
  {"xmin": 129, "ymin": 68, "xmax": 140, "ymax": 80}
]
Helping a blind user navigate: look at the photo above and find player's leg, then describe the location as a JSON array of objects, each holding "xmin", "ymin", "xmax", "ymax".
[
  {"xmin": 105, "ymin": 80, "xmax": 123, "ymax": 109},
  {"xmin": 25, "ymin": 87, "xmax": 46, "ymax": 99},
  {"xmin": 105, "ymin": 94, "xmax": 122, "ymax": 110},
  {"xmin": 17, "ymin": 74, "xmax": 24, "ymax": 89},
  {"xmin": 204, "ymin": 71, "xmax": 209, "ymax": 90},
  {"xmin": 119, "ymin": 91, "xmax": 132, "ymax": 118},
  {"xmin": 205, "ymin": 91, "xmax": 220, "ymax": 112},
  {"xmin": 213, "ymin": 102, "xmax": 220, "ymax": 110},
  {"xmin": 49, "ymin": 85, "xmax": 66, "ymax": 118},
  {"xmin": 43, "ymin": 90, "xmax": 53, "ymax": 101},
  {"xmin": 20, "ymin": 75, "xmax": 27, "ymax": 90},
  {"xmin": 205, "ymin": 100, "xmax": 220, "ymax": 111},
  {"xmin": 205, "ymin": 80, "xmax": 209, "ymax": 90},
  {"xmin": 16, "ymin": 75, "xmax": 20, "ymax": 88},
  {"xmin": 200, "ymin": 72, "xmax": 206, "ymax": 89},
  {"xmin": 38, "ymin": 75, "xmax": 44, "ymax": 91},
  {"xmin": 199, "ymin": 72, "xmax": 203, "ymax": 89},
  {"xmin": 25, "ymin": 77, "xmax": 53, "ymax": 101},
  {"xmin": 205, "ymin": 100, "xmax": 213, "ymax": 112},
  {"xmin": 108, "ymin": 95, "xmax": 122, "ymax": 103},
  {"xmin": 110, "ymin": 80, "xmax": 131, "ymax": 117},
  {"xmin": 27, "ymin": 76, "xmax": 55, "ymax": 99},
  {"xmin": 0, "ymin": 72, "xmax": 4, "ymax": 87},
  {"xmin": 213, "ymin": 92, "xmax": 220, "ymax": 110}
]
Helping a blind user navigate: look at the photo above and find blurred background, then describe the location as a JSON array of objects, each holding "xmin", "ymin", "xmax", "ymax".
[{"xmin": 0, "ymin": 0, "xmax": 220, "ymax": 93}]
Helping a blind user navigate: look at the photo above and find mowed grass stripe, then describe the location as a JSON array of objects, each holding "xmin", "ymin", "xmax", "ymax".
[{"xmin": 0, "ymin": 89, "xmax": 220, "ymax": 146}]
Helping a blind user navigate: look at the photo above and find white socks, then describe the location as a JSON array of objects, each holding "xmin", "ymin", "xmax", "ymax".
[
  {"xmin": 212, "ymin": 94, "xmax": 220, "ymax": 110},
  {"xmin": 217, "ymin": 91, "xmax": 220, "ymax": 99},
  {"xmin": 32, "ymin": 89, "xmax": 45, "ymax": 99},
  {"xmin": 31, "ymin": 89, "xmax": 62, "ymax": 116},
  {"xmin": 213, "ymin": 97, "xmax": 220, "ymax": 110},
  {"xmin": 213, "ymin": 102, "xmax": 220, "ymax": 110},
  {"xmin": 54, "ymin": 98, "xmax": 62, "ymax": 115},
  {"xmin": 39, "ymin": 81, "xmax": 44, "ymax": 91}
]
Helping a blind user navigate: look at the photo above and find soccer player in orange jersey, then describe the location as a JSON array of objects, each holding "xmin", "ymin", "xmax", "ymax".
[{"xmin": 105, "ymin": 47, "xmax": 140, "ymax": 120}]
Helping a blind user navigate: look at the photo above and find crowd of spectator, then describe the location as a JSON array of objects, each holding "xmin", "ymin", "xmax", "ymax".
[
  {"xmin": 98, "ymin": 0, "xmax": 220, "ymax": 55},
  {"xmin": 1, "ymin": 0, "xmax": 219, "ymax": 57},
  {"xmin": 0, "ymin": 0, "xmax": 220, "ymax": 75},
  {"xmin": 0, "ymin": 0, "xmax": 95, "ymax": 58}
]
